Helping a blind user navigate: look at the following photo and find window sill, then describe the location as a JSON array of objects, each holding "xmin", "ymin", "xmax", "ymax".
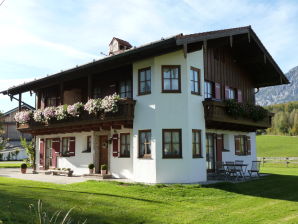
[
  {"xmin": 119, "ymin": 156, "xmax": 130, "ymax": 158},
  {"xmin": 191, "ymin": 91, "xmax": 201, "ymax": 96},
  {"xmin": 162, "ymin": 156, "xmax": 183, "ymax": 159},
  {"xmin": 193, "ymin": 156, "xmax": 203, "ymax": 159},
  {"xmin": 161, "ymin": 90, "xmax": 181, "ymax": 94},
  {"xmin": 138, "ymin": 92, "xmax": 151, "ymax": 96},
  {"xmin": 235, "ymin": 154, "xmax": 251, "ymax": 156}
]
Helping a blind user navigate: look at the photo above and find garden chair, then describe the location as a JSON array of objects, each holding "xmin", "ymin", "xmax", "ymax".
[
  {"xmin": 248, "ymin": 161, "xmax": 261, "ymax": 177},
  {"xmin": 225, "ymin": 161, "xmax": 239, "ymax": 181},
  {"xmin": 235, "ymin": 160, "xmax": 246, "ymax": 179},
  {"xmin": 216, "ymin": 161, "xmax": 227, "ymax": 180}
]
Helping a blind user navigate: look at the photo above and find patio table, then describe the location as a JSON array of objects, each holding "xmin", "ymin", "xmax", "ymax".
[{"xmin": 223, "ymin": 163, "xmax": 248, "ymax": 181}]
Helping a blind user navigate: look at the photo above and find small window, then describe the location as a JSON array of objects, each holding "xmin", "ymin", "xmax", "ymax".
[
  {"xmin": 93, "ymin": 87, "xmax": 101, "ymax": 99},
  {"xmin": 120, "ymin": 80, "xmax": 132, "ymax": 98},
  {"xmin": 120, "ymin": 133, "xmax": 130, "ymax": 157},
  {"xmin": 62, "ymin": 138, "xmax": 70, "ymax": 156},
  {"xmin": 226, "ymin": 87, "xmax": 236, "ymax": 100},
  {"xmin": 204, "ymin": 81, "xmax": 214, "ymax": 99},
  {"xmin": 138, "ymin": 67, "xmax": 151, "ymax": 95},
  {"xmin": 190, "ymin": 67, "xmax": 200, "ymax": 95},
  {"xmin": 139, "ymin": 130, "xmax": 151, "ymax": 158},
  {"xmin": 46, "ymin": 97, "xmax": 58, "ymax": 107},
  {"xmin": 192, "ymin": 130, "xmax": 202, "ymax": 158},
  {"xmin": 162, "ymin": 65, "xmax": 181, "ymax": 93},
  {"xmin": 86, "ymin": 136, "xmax": 91, "ymax": 152},
  {"xmin": 235, "ymin": 135, "xmax": 251, "ymax": 156},
  {"xmin": 162, "ymin": 129, "xmax": 182, "ymax": 158}
]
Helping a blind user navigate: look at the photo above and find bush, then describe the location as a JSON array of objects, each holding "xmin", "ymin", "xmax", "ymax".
[
  {"xmin": 88, "ymin": 164, "xmax": 95, "ymax": 169},
  {"xmin": 21, "ymin": 163, "xmax": 27, "ymax": 169},
  {"xmin": 101, "ymin": 164, "xmax": 107, "ymax": 170}
]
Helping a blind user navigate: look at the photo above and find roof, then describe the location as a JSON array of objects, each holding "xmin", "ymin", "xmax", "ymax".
[
  {"xmin": 0, "ymin": 26, "xmax": 289, "ymax": 95},
  {"xmin": 1, "ymin": 104, "xmax": 35, "ymax": 117},
  {"xmin": 110, "ymin": 37, "xmax": 132, "ymax": 48}
]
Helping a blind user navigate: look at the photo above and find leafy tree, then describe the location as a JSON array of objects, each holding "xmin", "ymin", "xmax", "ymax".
[{"xmin": 20, "ymin": 137, "xmax": 36, "ymax": 170}]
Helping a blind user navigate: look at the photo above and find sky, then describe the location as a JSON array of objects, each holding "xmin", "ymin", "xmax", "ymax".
[{"xmin": 0, "ymin": 0, "xmax": 297, "ymax": 112}]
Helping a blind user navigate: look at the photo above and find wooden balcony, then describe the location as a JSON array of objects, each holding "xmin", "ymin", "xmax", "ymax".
[
  {"xmin": 17, "ymin": 99, "xmax": 136, "ymax": 135},
  {"xmin": 203, "ymin": 99, "xmax": 272, "ymax": 132}
]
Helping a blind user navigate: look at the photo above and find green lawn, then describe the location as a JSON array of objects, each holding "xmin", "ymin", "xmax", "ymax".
[
  {"xmin": 257, "ymin": 135, "xmax": 298, "ymax": 157},
  {"xmin": 0, "ymin": 162, "xmax": 23, "ymax": 168},
  {"xmin": 1, "ymin": 168, "xmax": 298, "ymax": 224}
]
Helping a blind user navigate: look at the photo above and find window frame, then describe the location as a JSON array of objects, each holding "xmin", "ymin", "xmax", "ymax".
[
  {"xmin": 138, "ymin": 67, "xmax": 151, "ymax": 96},
  {"xmin": 204, "ymin": 80, "xmax": 215, "ymax": 99},
  {"xmin": 119, "ymin": 80, "xmax": 132, "ymax": 98},
  {"xmin": 226, "ymin": 87, "xmax": 237, "ymax": 100},
  {"xmin": 192, "ymin": 129, "xmax": 202, "ymax": 158},
  {"xmin": 235, "ymin": 135, "xmax": 251, "ymax": 156},
  {"xmin": 138, "ymin": 130, "xmax": 152, "ymax": 159},
  {"xmin": 161, "ymin": 65, "xmax": 181, "ymax": 93},
  {"xmin": 86, "ymin": 136, "xmax": 92, "ymax": 152},
  {"xmin": 119, "ymin": 133, "xmax": 131, "ymax": 158},
  {"xmin": 162, "ymin": 129, "xmax": 182, "ymax": 159},
  {"xmin": 61, "ymin": 137, "xmax": 70, "ymax": 156},
  {"xmin": 190, "ymin": 67, "xmax": 201, "ymax": 95}
]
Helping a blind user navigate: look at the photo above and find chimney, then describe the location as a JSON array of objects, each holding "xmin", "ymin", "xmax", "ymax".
[{"xmin": 109, "ymin": 37, "xmax": 132, "ymax": 55}]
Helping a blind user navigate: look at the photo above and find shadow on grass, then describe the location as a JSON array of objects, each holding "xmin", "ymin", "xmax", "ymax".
[
  {"xmin": 0, "ymin": 182, "xmax": 164, "ymax": 204},
  {"xmin": 204, "ymin": 174, "xmax": 298, "ymax": 202}
]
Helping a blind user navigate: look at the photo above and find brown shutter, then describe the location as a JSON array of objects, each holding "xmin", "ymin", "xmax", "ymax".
[
  {"xmin": 234, "ymin": 136, "xmax": 240, "ymax": 155},
  {"xmin": 216, "ymin": 134, "xmax": 223, "ymax": 162},
  {"xmin": 52, "ymin": 138, "xmax": 60, "ymax": 168},
  {"xmin": 225, "ymin": 86, "xmax": 229, "ymax": 100},
  {"xmin": 237, "ymin": 89, "xmax": 243, "ymax": 103},
  {"xmin": 246, "ymin": 136, "xmax": 251, "ymax": 155},
  {"xmin": 39, "ymin": 139, "xmax": 45, "ymax": 168},
  {"xmin": 69, "ymin": 137, "xmax": 76, "ymax": 156},
  {"xmin": 215, "ymin": 83, "xmax": 221, "ymax": 100},
  {"xmin": 113, "ymin": 134, "xmax": 119, "ymax": 157}
]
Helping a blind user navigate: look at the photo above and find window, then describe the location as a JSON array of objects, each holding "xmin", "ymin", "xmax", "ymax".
[
  {"xmin": 46, "ymin": 97, "xmax": 58, "ymax": 107},
  {"xmin": 120, "ymin": 80, "xmax": 132, "ymax": 98},
  {"xmin": 120, "ymin": 133, "xmax": 130, "ymax": 157},
  {"xmin": 204, "ymin": 81, "xmax": 214, "ymax": 99},
  {"xmin": 93, "ymin": 87, "xmax": 101, "ymax": 99},
  {"xmin": 235, "ymin": 135, "xmax": 251, "ymax": 156},
  {"xmin": 162, "ymin": 65, "xmax": 181, "ymax": 93},
  {"xmin": 190, "ymin": 67, "xmax": 200, "ymax": 95},
  {"xmin": 226, "ymin": 87, "xmax": 236, "ymax": 100},
  {"xmin": 86, "ymin": 136, "xmax": 91, "ymax": 152},
  {"xmin": 139, "ymin": 130, "xmax": 151, "ymax": 158},
  {"xmin": 192, "ymin": 130, "xmax": 202, "ymax": 158},
  {"xmin": 138, "ymin": 67, "xmax": 151, "ymax": 95},
  {"xmin": 62, "ymin": 138, "xmax": 70, "ymax": 156},
  {"xmin": 162, "ymin": 129, "xmax": 182, "ymax": 158}
]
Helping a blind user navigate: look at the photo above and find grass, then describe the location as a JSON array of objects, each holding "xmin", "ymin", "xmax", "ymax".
[
  {"xmin": 1, "ymin": 169, "xmax": 298, "ymax": 224},
  {"xmin": 0, "ymin": 162, "xmax": 23, "ymax": 168},
  {"xmin": 257, "ymin": 135, "xmax": 298, "ymax": 157}
]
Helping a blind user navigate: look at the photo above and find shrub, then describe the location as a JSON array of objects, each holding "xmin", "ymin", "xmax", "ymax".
[
  {"xmin": 88, "ymin": 164, "xmax": 95, "ymax": 169},
  {"xmin": 101, "ymin": 164, "xmax": 107, "ymax": 170},
  {"xmin": 21, "ymin": 163, "xmax": 27, "ymax": 169}
]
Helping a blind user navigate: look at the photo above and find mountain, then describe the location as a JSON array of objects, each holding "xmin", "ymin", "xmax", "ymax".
[{"xmin": 256, "ymin": 66, "xmax": 298, "ymax": 106}]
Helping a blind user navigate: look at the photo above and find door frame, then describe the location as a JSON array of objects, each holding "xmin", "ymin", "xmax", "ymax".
[{"xmin": 206, "ymin": 133, "xmax": 216, "ymax": 173}]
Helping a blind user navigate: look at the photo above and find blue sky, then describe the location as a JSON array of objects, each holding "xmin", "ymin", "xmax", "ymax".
[{"xmin": 0, "ymin": 0, "xmax": 297, "ymax": 112}]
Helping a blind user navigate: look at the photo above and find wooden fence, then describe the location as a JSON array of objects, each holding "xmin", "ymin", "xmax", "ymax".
[{"xmin": 257, "ymin": 157, "xmax": 298, "ymax": 167}]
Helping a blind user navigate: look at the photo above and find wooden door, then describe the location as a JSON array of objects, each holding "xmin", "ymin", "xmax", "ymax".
[{"xmin": 99, "ymin": 135, "xmax": 109, "ymax": 173}]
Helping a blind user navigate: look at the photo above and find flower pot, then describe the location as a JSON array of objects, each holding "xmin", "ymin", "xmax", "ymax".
[
  {"xmin": 101, "ymin": 170, "xmax": 107, "ymax": 175},
  {"xmin": 21, "ymin": 168, "xmax": 27, "ymax": 174},
  {"xmin": 89, "ymin": 169, "xmax": 94, "ymax": 174}
]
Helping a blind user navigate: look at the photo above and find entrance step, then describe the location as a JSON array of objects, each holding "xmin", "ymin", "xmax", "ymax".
[{"xmin": 83, "ymin": 174, "xmax": 113, "ymax": 179}]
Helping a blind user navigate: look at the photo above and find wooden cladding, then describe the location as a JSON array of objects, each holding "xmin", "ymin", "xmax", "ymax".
[{"xmin": 204, "ymin": 46, "xmax": 255, "ymax": 104}]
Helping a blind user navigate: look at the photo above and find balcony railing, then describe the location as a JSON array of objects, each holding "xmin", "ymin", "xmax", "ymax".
[
  {"xmin": 203, "ymin": 99, "xmax": 272, "ymax": 131},
  {"xmin": 17, "ymin": 99, "xmax": 136, "ymax": 134}
]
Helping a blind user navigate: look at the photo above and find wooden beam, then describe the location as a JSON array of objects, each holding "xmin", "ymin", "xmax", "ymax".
[
  {"xmin": 18, "ymin": 93, "xmax": 22, "ymax": 112},
  {"xmin": 183, "ymin": 43, "xmax": 187, "ymax": 58}
]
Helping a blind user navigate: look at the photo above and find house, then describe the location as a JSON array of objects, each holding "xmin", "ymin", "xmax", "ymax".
[
  {"xmin": 0, "ymin": 26, "xmax": 288, "ymax": 183},
  {"xmin": 0, "ymin": 104, "xmax": 33, "ymax": 161}
]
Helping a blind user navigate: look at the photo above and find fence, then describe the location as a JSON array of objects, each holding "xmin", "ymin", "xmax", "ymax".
[{"xmin": 257, "ymin": 157, "xmax": 298, "ymax": 167}]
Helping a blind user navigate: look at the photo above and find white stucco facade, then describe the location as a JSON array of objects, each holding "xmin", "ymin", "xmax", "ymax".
[{"xmin": 35, "ymin": 49, "xmax": 257, "ymax": 184}]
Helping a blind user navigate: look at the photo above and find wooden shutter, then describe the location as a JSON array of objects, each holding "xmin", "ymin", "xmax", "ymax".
[
  {"xmin": 215, "ymin": 83, "xmax": 221, "ymax": 100},
  {"xmin": 39, "ymin": 139, "xmax": 45, "ymax": 168},
  {"xmin": 112, "ymin": 134, "xmax": 119, "ymax": 157},
  {"xmin": 237, "ymin": 89, "xmax": 243, "ymax": 103},
  {"xmin": 234, "ymin": 136, "xmax": 240, "ymax": 155},
  {"xmin": 246, "ymin": 136, "xmax": 251, "ymax": 155},
  {"xmin": 216, "ymin": 134, "xmax": 223, "ymax": 162},
  {"xmin": 69, "ymin": 137, "xmax": 76, "ymax": 156},
  {"xmin": 225, "ymin": 86, "xmax": 229, "ymax": 100}
]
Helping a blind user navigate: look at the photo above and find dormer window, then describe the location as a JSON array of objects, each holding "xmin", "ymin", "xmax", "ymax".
[{"xmin": 109, "ymin": 37, "xmax": 132, "ymax": 55}]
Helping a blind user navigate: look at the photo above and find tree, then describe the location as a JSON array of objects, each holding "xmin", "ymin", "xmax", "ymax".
[{"xmin": 20, "ymin": 137, "xmax": 36, "ymax": 170}]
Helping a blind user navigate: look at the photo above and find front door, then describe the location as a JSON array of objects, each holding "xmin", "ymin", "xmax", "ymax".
[
  {"xmin": 206, "ymin": 133, "xmax": 215, "ymax": 172},
  {"xmin": 99, "ymin": 135, "xmax": 109, "ymax": 173}
]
